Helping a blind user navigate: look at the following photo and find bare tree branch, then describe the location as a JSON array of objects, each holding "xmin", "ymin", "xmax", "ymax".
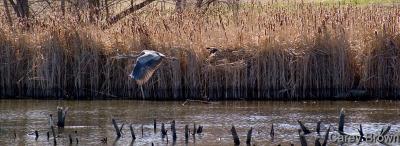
[{"xmin": 104, "ymin": 0, "xmax": 155, "ymax": 28}]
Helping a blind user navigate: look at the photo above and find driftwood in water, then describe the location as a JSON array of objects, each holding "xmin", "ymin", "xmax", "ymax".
[
  {"xmin": 196, "ymin": 125, "xmax": 203, "ymax": 134},
  {"xmin": 112, "ymin": 119, "xmax": 122, "ymax": 138},
  {"xmin": 130, "ymin": 124, "xmax": 136, "ymax": 140},
  {"xmin": 185, "ymin": 125, "xmax": 189, "ymax": 142},
  {"xmin": 182, "ymin": 99, "xmax": 212, "ymax": 106},
  {"xmin": 270, "ymin": 123, "xmax": 274, "ymax": 139},
  {"xmin": 171, "ymin": 120, "xmax": 177, "ymax": 141},
  {"xmin": 338, "ymin": 108, "xmax": 345, "ymax": 134},
  {"xmin": 246, "ymin": 127, "xmax": 252, "ymax": 145},
  {"xmin": 316, "ymin": 121, "xmax": 321, "ymax": 135},
  {"xmin": 57, "ymin": 107, "xmax": 68, "ymax": 128},
  {"xmin": 231, "ymin": 125, "xmax": 240, "ymax": 145},
  {"xmin": 322, "ymin": 126, "xmax": 330, "ymax": 146},
  {"xmin": 298, "ymin": 129, "xmax": 307, "ymax": 146},
  {"xmin": 161, "ymin": 123, "xmax": 167, "ymax": 138},
  {"xmin": 153, "ymin": 119, "xmax": 157, "ymax": 133},
  {"xmin": 34, "ymin": 130, "xmax": 39, "ymax": 140},
  {"xmin": 297, "ymin": 120, "xmax": 311, "ymax": 135}
]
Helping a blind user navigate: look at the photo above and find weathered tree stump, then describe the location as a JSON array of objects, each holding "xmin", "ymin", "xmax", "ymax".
[
  {"xmin": 246, "ymin": 127, "xmax": 252, "ymax": 145},
  {"xmin": 196, "ymin": 125, "xmax": 203, "ymax": 134},
  {"xmin": 112, "ymin": 119, "xmax": 122, "ymax": 138},
  {"xmin": 231, "ymin": 125, "xmax": 240, "ymax": 145},
  {"xmin": 298, "ymin": 129, "xmax": 307, "ymax": 146},
  {"xmin": 161, "ymin": 123, "xmax": 167, "ymax": 138},
  {"xmin": 270, "ymin": 123, "xmax": 274, "ymax": 139},
  {"xmin": 57, "ymin": 107, "xmax": 68, "ymax": 128},
  {"xmin": 297, "ymin": 120, "xmax": 311, "ymax": 135},
  {"xmin": 69, "ymin": 134, "xmax": 73, "ymax": 144},
  {"xmin": 34, "ymin": 130, "xmax": 39, "ymax": 141},
  {"xmin": 316, "ymin": 121, "xmax": 321, "ymax": 135},
  {"xmin": 153, "ymin": 119, "xmax": 157, "ymax": 133},
  {"xmin": 171, "ymin": 120, "xmax": 177, "ymax": 141},
  {"xmin": 130, "ymin": 124, "xmax": 136, "ymax": 140},
  {"xmin": 192, "ymin": 123, "xmax": 196, "ymax": 135},
  {"xmin": 185, "ymin": 125, "xmax": 189, "ymax": 142}
]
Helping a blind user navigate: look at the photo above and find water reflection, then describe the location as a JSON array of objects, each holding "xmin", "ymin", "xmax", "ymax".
[{"xmin": 0, "ymin": 100, "xmax": 399, "ymax": 145}]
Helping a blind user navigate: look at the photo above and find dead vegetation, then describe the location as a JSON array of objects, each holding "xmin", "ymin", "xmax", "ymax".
[{"xmin": 0, "ymin": 1, "xmax": 399, "ymax": 99}]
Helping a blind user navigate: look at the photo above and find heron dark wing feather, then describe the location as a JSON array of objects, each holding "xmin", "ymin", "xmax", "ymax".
[{"xmin": 131, "ymin": 54, "xmax": 164, "ymax": 85}]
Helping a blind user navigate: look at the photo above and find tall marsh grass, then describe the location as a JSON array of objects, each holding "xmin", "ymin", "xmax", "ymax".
[{"xmin": 0, "ymin": 2, "xmax": 399, "ymax": 99}]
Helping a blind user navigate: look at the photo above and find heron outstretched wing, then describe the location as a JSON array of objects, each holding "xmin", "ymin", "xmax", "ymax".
[{"xmin": 130, "ymin": 50, "xmax": 165, "ymax": 85}]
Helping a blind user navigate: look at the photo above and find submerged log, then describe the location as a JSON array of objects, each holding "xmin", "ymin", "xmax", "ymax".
[
  {"xmin": 57, "ymin": 107, "xmax": 68, "ymax": 128},
  {"xmin": 246, "ymin": 127, "xmax": 252, "ymax": 145},
  {"xmin": 231, "ymin": 125, "xmax": 240, "ymax": 145},
  {"xmin": 130, "ymin": 124, "xmax": 136, "ymax": 140},
  {"xmin": 297, "ymin": 120, "xmax": 311, "ymax": 135},
  {"xmin": 112, "ymin": 119, "xmax": 122, "ymax": 138}
]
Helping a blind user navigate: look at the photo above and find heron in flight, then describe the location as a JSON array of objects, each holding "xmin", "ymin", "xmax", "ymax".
[{"xmin": 120, "ymin": 50, "xmax": 175, "ymax": 99}]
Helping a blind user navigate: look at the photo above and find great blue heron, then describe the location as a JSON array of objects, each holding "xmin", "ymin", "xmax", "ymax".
[{"xmin": 116, "ymin": 50, "xmax": 175, "ymax": 99}]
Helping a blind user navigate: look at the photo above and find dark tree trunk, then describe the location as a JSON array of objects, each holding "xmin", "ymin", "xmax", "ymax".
[{"xmin": 88, "ymin": 0, "xmax": 100, "ymax": 22}]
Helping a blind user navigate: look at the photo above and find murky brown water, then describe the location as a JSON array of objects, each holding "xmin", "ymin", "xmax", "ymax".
[{"xmin": 0, "ymin": 100, "xmax": 399, "ymax": 146}]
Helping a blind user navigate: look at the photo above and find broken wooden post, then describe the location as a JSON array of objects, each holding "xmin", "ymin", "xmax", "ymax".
[
  {"xmin": 74, "ymin": 131, "xmax": 78, "ymax": 144},
  {"xmin": 192, "ymin": 123, "xmax": 196, "ymax": 135},
  {"xmin": 196, "ymin": 125, "xmax": 203, "ymax": 134},
  {"xmin": 57, "ymin": 107, "xmax": 68, "ymax": 128},
  {"xmin": 51, "ymin": 125, "xmax": 57, "ymax": 145},
  {"xmin": 185, "ymin": 125, "xmax": 189, "ymax": 142},
  {"xmin": 270, "ymin": 123, "xmax": 274, "ymax": 139},
  {"xmin": 161, "ymin": 123, "xmax": 167, "ymax": 138},
  {"xmin": 297, "ymin": 120, "xmax": 311, "ymax": 135},
  {"xmin": 46, "ymin": 131, "xmax": 49, "ymax": 141},
  {"xmin": 316, "ymin": 121, "xmax": 321, "ymax": 135},
  {"xmin": 141, "ymin": 124, "xmax": 144, "ymax": 137},
  {"xmin": 69, "ymin": 134, "xmax": 73, "ymax": 144},
  {"xmin": 231, "ymin": 125, "xmax": 240, "ymax": 145},
  {"xmin": 34, "ymin": 130, "xmax": 39, "ymax": 140},
  {"xmin": 315, "ymin": 138, "xmax": 321, "ymax": 146},
  {"xmin": 298, "ymin": 129, "xmax": 307, "ymax": 146},
  {"xmin": 322, "ymin": 126, "xmax": 330, "ymax": 146},
  {"xmin": 112, "ymin": 119, "xmax": 122, "ymax": 138},
  {"xmin": 154, "ymin": 119, "xmax": 157, "ymax": 133},
  {"xmin": 338, "ymin": 108, "xmax": 345, "ymax": 134},
  {"xmin": 130, "ymin": 124, "xmax": 136, "ymax": 140},
  {"xmin": 357, "ymin": 124, "xmax": 365, "ymax": 142},
  {"xmin": 171, "ymin": 120, "xmax": 177, "ymax": 141},
  {"xmin": 246, "ymin": 127, "xmax": 252, "ymax": 145}
]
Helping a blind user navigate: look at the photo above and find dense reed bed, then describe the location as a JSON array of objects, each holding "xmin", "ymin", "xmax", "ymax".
[{"xmin": 0, "ymin": 2, "xmax": 399, "ymax": 100}]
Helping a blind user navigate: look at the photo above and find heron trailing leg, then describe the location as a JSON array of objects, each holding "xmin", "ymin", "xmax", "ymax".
[{"xmin": 140, "ymin": 85, "xmax": 145, "ymax": 99}]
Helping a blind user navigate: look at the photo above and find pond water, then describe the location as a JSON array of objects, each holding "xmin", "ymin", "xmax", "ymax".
[{"xmin": 0, "ymin": 100, "xmax": 399, "ymax": 146}]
